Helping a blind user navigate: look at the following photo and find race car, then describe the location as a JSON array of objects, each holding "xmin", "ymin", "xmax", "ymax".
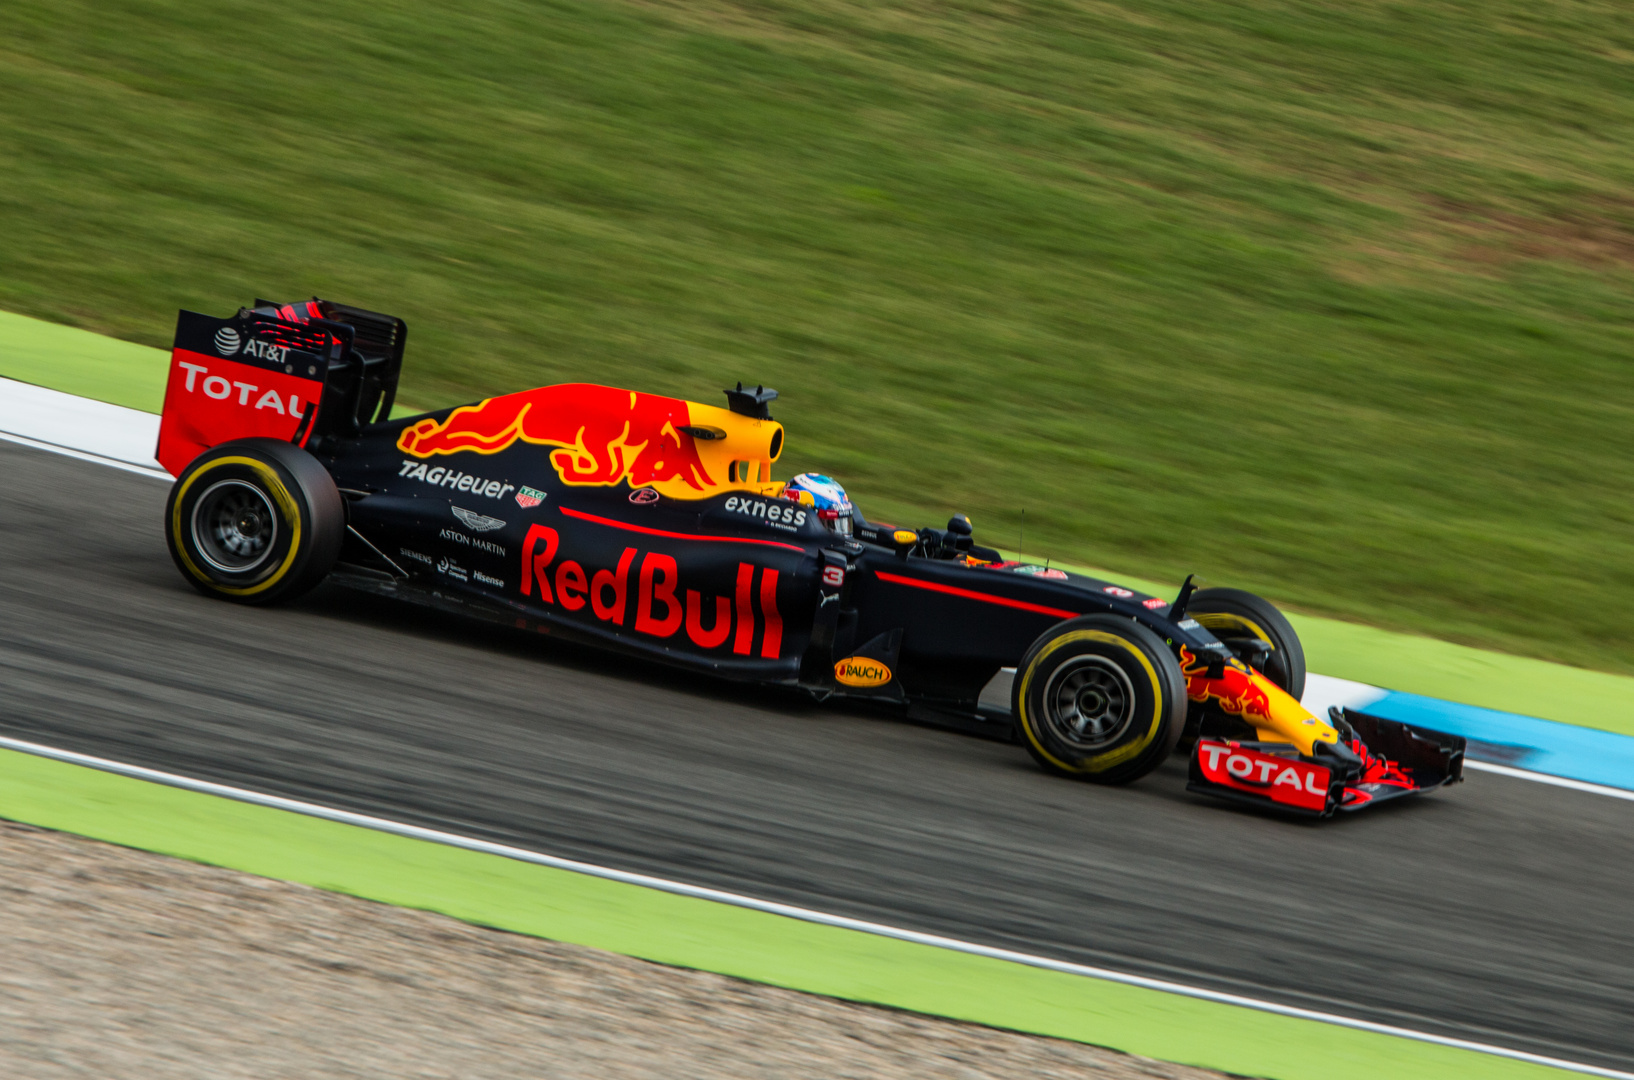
[{"xmin": 156, "ymin": 298, "xmax": 1465, "ymax": 816}]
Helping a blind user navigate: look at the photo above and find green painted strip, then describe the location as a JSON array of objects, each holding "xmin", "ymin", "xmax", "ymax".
[
  {"xmin": 0, "ymin": 309, "xmax": 168, "ymax": 413},
  {"xmin": 0, "ymin": 746, "xmax": 1570, "ymax": 1080},
  {"xmin": 5, "ymin": 307, "xmax": 1632, "ymax": 737}
]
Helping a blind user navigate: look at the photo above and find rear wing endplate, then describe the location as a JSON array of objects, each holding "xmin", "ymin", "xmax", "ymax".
[{"xmin": 155, "ymin": 299, "xmax": 406, "ymax": 476}]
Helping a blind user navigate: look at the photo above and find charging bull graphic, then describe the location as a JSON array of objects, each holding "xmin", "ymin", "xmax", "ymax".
[
  {"xmin": 1179, "ymin": 644, "xmax": 1331, "ymax": 744},
  {"xmin": 399, "ymin": 384, "xmax": 716, "ymax": 499},
  {"xmin": 1180, "ymin": 646, "xmax": 1274, "ymax": 723}
]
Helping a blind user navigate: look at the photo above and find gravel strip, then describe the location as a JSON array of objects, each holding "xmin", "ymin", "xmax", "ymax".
[{"xmin": 0, "ymin": 821, "xmax": 1228, "ymax": 1079}]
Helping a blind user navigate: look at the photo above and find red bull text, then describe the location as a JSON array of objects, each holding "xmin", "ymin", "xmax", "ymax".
[{"xmin": 520, "ymin": 525, "xmax": 784, "ymax": 658}]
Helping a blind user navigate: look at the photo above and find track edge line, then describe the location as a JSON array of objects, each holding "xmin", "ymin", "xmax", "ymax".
[
  {"xmin": 0, "ymin": 429, "xmax": 169, "ymax": 479},
  {"xmin": 0, "ymin": 732, "xmax": 1626, "ymax": 1078},
  {"xmin": 1464, "ymin": 760, "xmax": 1634, "ymax": 801}
]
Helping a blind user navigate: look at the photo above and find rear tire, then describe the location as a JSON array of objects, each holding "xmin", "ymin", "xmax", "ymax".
[
  {"xmin": 165, "ymin": 439, "xmax": 344, "ymax": 605},
  {"xmin": 1012, "ymin": 615, "xmax": 1187, "ymax": 784}
]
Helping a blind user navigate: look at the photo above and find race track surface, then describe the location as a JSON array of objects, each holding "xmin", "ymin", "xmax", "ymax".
[{"xmin": 4, "ymin": 440, "xmax": 1631, "ymax": 1071}]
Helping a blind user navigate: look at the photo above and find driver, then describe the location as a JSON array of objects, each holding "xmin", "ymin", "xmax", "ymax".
[{"xmin": 783, "ymin": 473, "xmax": 853, "ymax": 535}]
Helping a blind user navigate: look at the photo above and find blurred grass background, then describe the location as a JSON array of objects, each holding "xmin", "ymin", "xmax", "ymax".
[{"xmin": 2, "ymin": 0, "xmax": 1632, "ymax": 672}]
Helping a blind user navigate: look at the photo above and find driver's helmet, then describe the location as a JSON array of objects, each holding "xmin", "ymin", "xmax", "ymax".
[{"xmin": 785, "ymin": 473, "xmax": 853, "ymax": 535}]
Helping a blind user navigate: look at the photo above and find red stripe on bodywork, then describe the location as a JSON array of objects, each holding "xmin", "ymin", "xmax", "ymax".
[
  {"xmin": 558, "ymin": 506, "xmax": 809, "ymax": 552},
  {"xmin": 873, "ymin": 570, "xmax": 1080, "ymax": 619}
]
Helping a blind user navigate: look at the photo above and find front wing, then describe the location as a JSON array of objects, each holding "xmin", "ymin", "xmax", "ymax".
[{"xmin": 1187, "ymin": 709, "xmax": 1465, "ymax": 817}]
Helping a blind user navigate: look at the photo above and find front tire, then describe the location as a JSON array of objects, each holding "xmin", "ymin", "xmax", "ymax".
[
  {"xmin": 1012, "ymin": 615, "xmax": 1187, "ymax": 784},
  {"xmin": 165, "ymin": 439, "xmax": 344, "ymax": 605},
  {"xmin": 1177, "ymin": 587, "xmax": 1306, "ymax": 753},
  {"xmin": 1186, "ymin": 587, "xmax": 1305, "ymax": 699}
]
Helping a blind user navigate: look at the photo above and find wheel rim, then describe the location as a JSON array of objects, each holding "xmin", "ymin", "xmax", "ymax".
[
  {"xmin": 191, "ymin": 479, "xmax": 278, "ymax": 573},
  {"xmin": 1041, "ymin": 655, "xmax": 1135, "ymax": 751}
]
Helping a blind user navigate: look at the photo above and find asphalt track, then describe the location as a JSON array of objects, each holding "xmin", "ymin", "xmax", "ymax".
[{"xmin": 4, "ymin": 439, "xmax": 1632, "ymax": 1072}]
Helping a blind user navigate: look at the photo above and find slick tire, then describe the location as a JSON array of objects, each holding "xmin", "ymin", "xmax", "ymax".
[
  {"xmin": 165, "ymin": 439, "xmax": 344, "ymax": 605},
  {"xmin": 1186, "ymin": 588, "xmax": 1305, "ymax": 699},
  {"xmin": 1012, "ymin": 615, "xmax": 1187, "ymax": 784}
]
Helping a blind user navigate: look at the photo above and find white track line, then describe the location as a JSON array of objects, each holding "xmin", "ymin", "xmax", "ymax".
[
  {"xmin": 1465, "ymin": 760, "xmax": 1634, "ymax": 803},
  {"xmin": 0, "ymin": 733, "xmax": 1626, "ymax": 1079},
  {"xmin": 0, "ymin": 430, "xmax": 170, "ymax": 481},
  {"xmin": 0, "ymin": 375, "xmax": 164, "ymax": 471}
]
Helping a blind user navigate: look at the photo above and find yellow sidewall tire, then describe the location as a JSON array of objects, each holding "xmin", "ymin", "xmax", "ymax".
[
  {"xmin": 1012, "ymin": 616, "xmax": 1186, "ymax": 785},
  {"xmin": 1187, "ymin": 587, "xmax": 1305, "ymax": 701},
  {"xmin": 164, "ymin": 440, "xmax": 344, "ymax": 606},
  {"xmin": 170, "ymin": 456, "xmax": 303, "ymax": 598}
]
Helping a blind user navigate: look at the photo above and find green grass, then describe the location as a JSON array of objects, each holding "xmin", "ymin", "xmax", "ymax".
[
  {"xmin": 0, "ymin": 745, "xmax": 1574, "ymax": 1080},
  {"xmin": 3, "ymin": 0, "xmax": 1633, "ymax": 675},
  {"xmin": 0, "ymin": 309, "xmax": 167, "ymax": 412}
]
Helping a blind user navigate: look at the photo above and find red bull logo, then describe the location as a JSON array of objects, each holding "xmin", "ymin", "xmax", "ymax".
[
  {"xmin": 399, "ymin": 384, "xmax": 716, "ymax": 499},
  {"xmin": 1180, "ymin": 646, "xmax": 1274, "ymax": 723},
  {"xmin": 1180, "ymin": 646, "xmax": 1333, "ymax": 752}
]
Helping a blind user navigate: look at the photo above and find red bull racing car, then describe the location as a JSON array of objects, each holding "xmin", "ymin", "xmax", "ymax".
[{"xmin": 157, "ymin": 298, "xmax": 1465, "ymax": 817}]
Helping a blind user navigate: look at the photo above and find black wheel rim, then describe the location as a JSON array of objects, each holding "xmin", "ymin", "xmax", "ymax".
[
  {"xmin": 1041, "ymin": 656, "xmax": 1135, "ymax": 751},
  {"xmin": 191, "ymin": 479, "xmax": 278, "ymax": 573}
]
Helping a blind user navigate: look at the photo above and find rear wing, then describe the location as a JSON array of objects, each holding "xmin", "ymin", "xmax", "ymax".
[{"xmin": 156, "ymin": 298, "xmax": 406, "ymax": 476}]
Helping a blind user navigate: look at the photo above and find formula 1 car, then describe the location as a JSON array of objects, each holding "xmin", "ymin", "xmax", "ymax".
[{"xmin": 156, "ymin": 298, "xmax": 1465, "ymax": 817}]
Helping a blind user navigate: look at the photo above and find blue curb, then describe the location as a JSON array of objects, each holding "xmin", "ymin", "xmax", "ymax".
[{"xmin": 1367, "ymin": 691, "xmax": 1634, "ymax": 791}]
